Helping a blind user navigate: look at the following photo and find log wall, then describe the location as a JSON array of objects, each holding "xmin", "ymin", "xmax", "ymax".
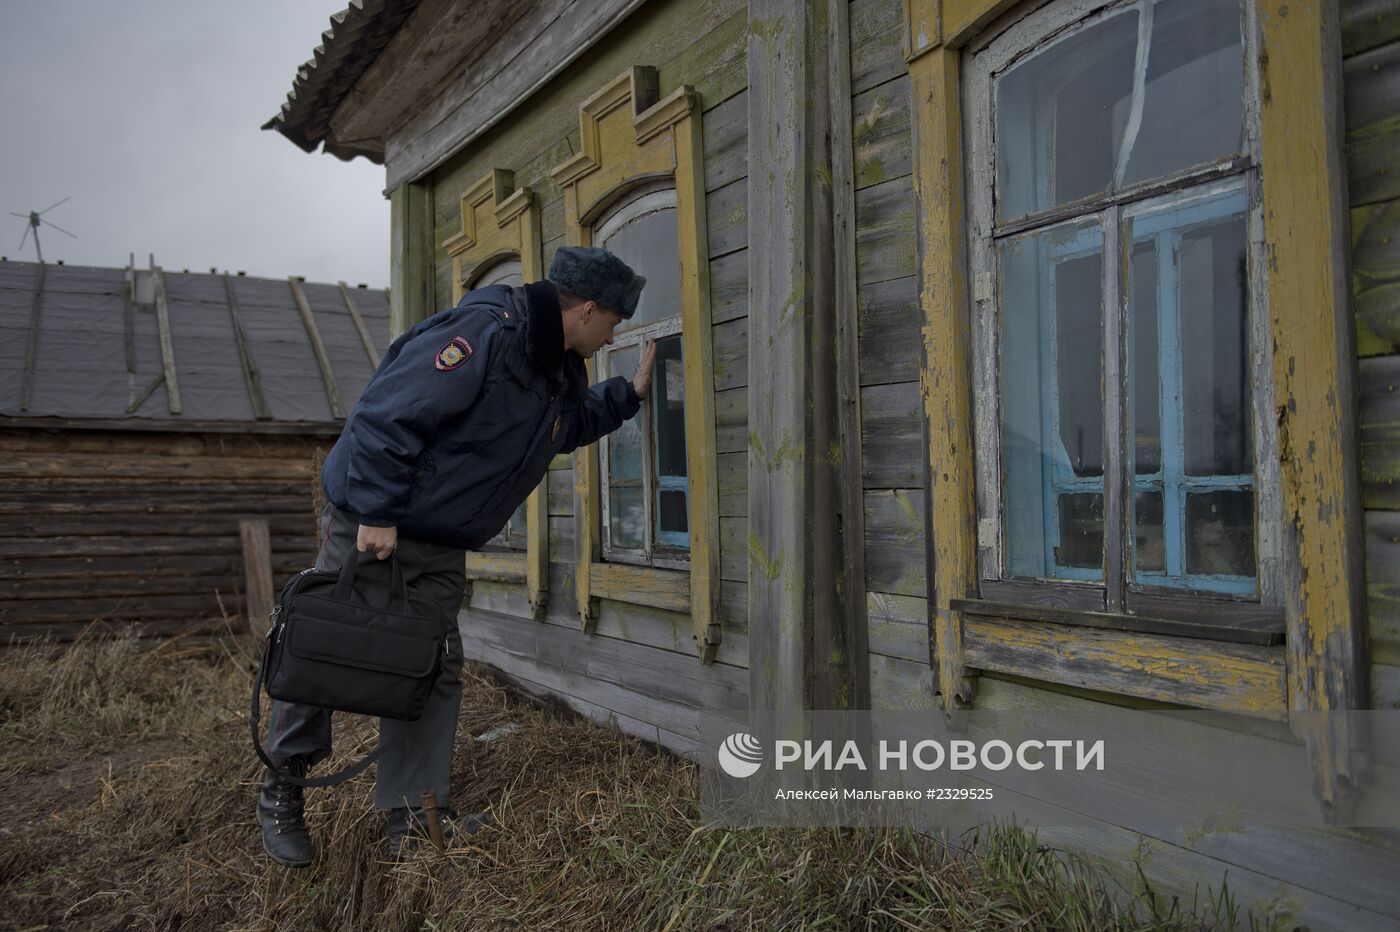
[{"xmin": 0, "ymin": 426, "xmax": 328, "ymax": 643}]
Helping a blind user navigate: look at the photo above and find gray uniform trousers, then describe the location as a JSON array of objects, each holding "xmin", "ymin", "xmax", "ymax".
[{"xmin": 263, "ymin": 503, "xmax": 467, "ymax": 810}]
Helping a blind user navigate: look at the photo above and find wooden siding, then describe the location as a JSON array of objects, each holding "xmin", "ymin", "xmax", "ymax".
[{"xmin": 0, "ymin": 428, "xmax": 324, "ymax": 642}]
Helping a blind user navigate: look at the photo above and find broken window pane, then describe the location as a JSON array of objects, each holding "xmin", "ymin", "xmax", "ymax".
[
  {"xmin": 1000, "ymin": 220, "xmax": 1104, "ymax": 580},
  {"xmin": 996, "ymin": 7, "xmax": 1139, "ymax": 220},
  {"xmin": 1121, "ymin": 0, "xmax": 1244, "ymax": 187}
]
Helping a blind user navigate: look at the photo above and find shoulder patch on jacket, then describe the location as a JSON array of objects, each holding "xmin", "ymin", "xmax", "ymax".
[{"xmin": 435, "ymin": 336, "xmax": 474, "ymax": 371}]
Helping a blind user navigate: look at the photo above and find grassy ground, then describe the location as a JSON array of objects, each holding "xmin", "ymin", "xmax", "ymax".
[{"xmin": 0, "ymin": 629, "xmax": 1266, "ymax": 931}]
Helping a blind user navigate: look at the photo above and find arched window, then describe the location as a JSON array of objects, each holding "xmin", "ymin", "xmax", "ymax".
[
  {"xmin": 473, "ymin": 258, "xmax": 523, "ymax": 290},
  {"xmin": 593, "ymin": 188, "xmax": 689, "ymax": 566}
]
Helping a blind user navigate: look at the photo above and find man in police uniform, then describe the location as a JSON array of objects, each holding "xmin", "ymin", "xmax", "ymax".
[{"xmin": 258, "ymin": 246, "xmax": 656, "ymax": 866}]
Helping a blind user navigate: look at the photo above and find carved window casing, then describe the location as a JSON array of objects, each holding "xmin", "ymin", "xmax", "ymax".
[{"xmin": 551, "ymin": 66, "xmax": 721, "ymax": 662}]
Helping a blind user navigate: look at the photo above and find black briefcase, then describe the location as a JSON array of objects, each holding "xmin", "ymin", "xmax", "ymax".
[{"xmin": 250, "ymin": 552, "xmax": 451, "ymax": 787}]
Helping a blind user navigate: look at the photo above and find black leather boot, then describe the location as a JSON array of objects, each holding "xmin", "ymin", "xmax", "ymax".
[{"xmin": 258, "ymin": 759, "xmax": 313, "ymax": 868}]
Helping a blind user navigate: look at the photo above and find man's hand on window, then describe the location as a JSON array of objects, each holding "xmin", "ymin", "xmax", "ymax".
[
  {"xmin": 632, "ymin": 337, "xmax": 657, "ymax": 399},
  {"xmin": 357, "ymin": 524, "xmax": 398, "ymax": 560}
]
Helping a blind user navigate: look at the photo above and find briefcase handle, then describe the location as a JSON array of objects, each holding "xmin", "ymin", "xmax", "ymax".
[{"xmin": 333, "ymin": 550, "xmax": 412, "ymax": 612}]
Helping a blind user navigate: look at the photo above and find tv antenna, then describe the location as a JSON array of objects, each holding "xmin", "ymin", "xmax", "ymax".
[{"xmin": 10, "ymin": 196, "xmax": 77, "ymax": 264}]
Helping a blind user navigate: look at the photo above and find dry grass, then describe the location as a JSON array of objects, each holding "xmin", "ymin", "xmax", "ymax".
[{"xmin": 0, "ymin": 630, "xmax": 1269, "ymax": 931}]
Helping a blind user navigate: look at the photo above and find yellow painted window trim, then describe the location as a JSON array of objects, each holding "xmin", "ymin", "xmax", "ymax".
[
  {"xmin": 550, "ymin": 65, "xmax": 722, "ymax": 663},
  {"xmin": 905, "ymin": 0, "xmax": 1366, "ymax": 763},
  {"xmin": 442, "ymin": 168, "xmax": 550, "ymax": 621}
]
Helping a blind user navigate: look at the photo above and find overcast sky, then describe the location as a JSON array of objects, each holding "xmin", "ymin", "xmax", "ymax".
[{"xmin": 0, "ymin": 1, "xmax": 389, "ymax": 287}]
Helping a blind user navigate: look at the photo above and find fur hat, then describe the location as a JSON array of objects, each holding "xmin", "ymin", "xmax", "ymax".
[{"xmin": 548, "ymin": 246, "xmax": 646, "ymax": 319}]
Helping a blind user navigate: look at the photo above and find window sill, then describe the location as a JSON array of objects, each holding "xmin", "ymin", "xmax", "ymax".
[
  {"xmin": 590, "ymin": 562, "xmax": 689, "ymax": 614},
  {"xmin": 951, "ymin": 597, "xmax": 1288, "ymax": 717},
  {"xmin": 952, "ymin": 596, "xmax": 1285, "ymax": 646},
  {"xmin": 464, "ymin": 551, "xmax": 527, "ymax": 584}
]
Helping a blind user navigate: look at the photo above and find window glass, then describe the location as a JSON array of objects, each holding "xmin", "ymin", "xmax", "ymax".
[
  {"xmin": 1126, "ymin": 188, "xmax": 1254, "ymax": 591},
  {"xmin": 601, "ymin": 206, "xmax": 682, "ymax": 332},
  {"xmin": 1121, "ymin": 0, "xmax": 1244, "ymax": 187},
  {"xmin": 996, "ymin": 8, "xmax": 1139, "ymax": 219},
  {"xmin": 996, "ymin": 0, "xmax": 1244, "ymax": 222},
  {"xmin": 653, "ymin": 335, "xmax": 689, "ymax": 545},
  {"xmin": 1000, "ymin": 220, "xmax": 1104, "ymax": 581},
  {"xmin": 477, "ymin": 260, "xmax": 522, "ymax": 289}
]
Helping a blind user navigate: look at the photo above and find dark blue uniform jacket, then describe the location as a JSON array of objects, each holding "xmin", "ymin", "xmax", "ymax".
[{"xmin": 321, "ymin": 281, "xmax": 640, "ymax": 549}]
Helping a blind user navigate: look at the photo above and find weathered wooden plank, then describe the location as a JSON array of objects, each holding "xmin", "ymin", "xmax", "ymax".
[
  {"xmin": 338, "ymin": 281, "xmax": 382, "ymax": 368},
  {"xmin": 849, "ymin": 0, "xmax": 906, "ymax": 95},
  {"xmin": 1352, "ymin": 199, "xmax": 1400, "ymax": 357},
  {"xmin": 0, "ymin": 534, "xmax": 309, "ymax": 560},
  {"xmin": 855, "ymin": 175, "xmax": 917, "ymax": 285},
  {"xmin": 546, "ymin": 466, "xmax": 575, "ymax": 516},
  {"xmin": 0, "ymin": 429, "xmax": 325, "ymax": 457},
  {"xmin": 857, "ymin": 274, "xmax": 920, "ymax": 386},
  {"xmin": 657, "ymin": 5, "xmax": 749, "ymax": 118},
  {"xmin": 19, "ymin": 262, "xmax": 45, "ymax": 412},
  {"xmin": 852, "ymin": 74, "xmax": 911, "ymax": 190},
  {"xmin": 151, "ymin": 267, "xmax": 182, "ymax": 415},
  {"xmin": 0, "ymin": 493, "xmax": 309, "ymax": 515},
  {"xmin": 589, "ymin": 562, "xmax": 689, "ymax": 614},
  {"xmin": 239, "ymin": 518, "xmax": 273, "ymax": 636},
  {"xmin": 287, "ymin": 278, "xmax": 346, "ymax": 419},
  {"xmin": 706, "ymin": 177, "xmax": 748, "ymax": 258},
  {"xmin": 717, "ymin": 451, "xmax": 747, "ymax": 517},
  {"xmin": 1, "ymin": 616, "xmax": 231, "ymax": 644},
  {"xmin": 1344, "ymin": 39, "xmax": 1400, "ymax": 207},
  {"xmin": 0, "ymin": 513, "xmax": 313, "ymax": 538},
  {"xmin": 1376, "ymin": 662, "xmax": 1400, "ymax": 709},
  {"xmin": 1, "ymin": 573, "xmax": 246, "ymax": 601},
  {"xmin": 0, "ymin": 453, "xmax": 315, "ymax": 481},
  {"xmin": 464, "ymin": 551, "xmax": 527, "ymax": 583},
  {"xmin": 868, "ymin": 652, "xmax": 937, "ymax": 711},
  {"xmin": 1360, "ymin": 353, "xmax": 1400, "ymax": 508},
  {"xmin": 964, "ymin": 615, "xmax": 1287, "ymax": 714},
  {"xmin": 383, "ymin": 0, "xmax": 651, "ymax": 188},
  {"xmin": 0, "ymin": 552, "xmax": 308, "ymax": 582},
  {"xmin": 701, "ymin": 90, "xmax": 748, "ymax": 194},
  {"xmin": 588, "ymin": 595, "xmax": 749, "ymax": 668},
  {"xmin": 866, "ymin": 590, "xmax": 928, "ymax": 662},
  {"xmin": 863, "ymin": 489, "xmax": 926, "ymax": 597},
  {"xmin": 548, "ymin": 514, "xmax": 576, "ymax": 564},
  {"xmin": 715, "ymin": 385, "xmax": 747, "ymax": 453},
  {"xmin": 0, "ymin": 592, "xmax": 244, "ymax": 624},
  {"xmin": 719, "ymin": 515, "xmax": 746, "ymax": 583},
  {"xmin": 709, "ymin": 248, "xmax": 748, "ymax": 325},
  {"xmin": 1368, "ymin": 509, "xmax": 1400, "ymax": 664},
  {"xmin": 860, "ymin": 381, "xmax": 922, "ymax": 488},
  {"xmin": 221, "ymin": 274, "xmax": 272, "ymax": 421},
  {"xmin": 1343, "ymin": 0, "xmax": 1400, "ymax": 57},
  {"xmin": 711, "ymin": 315, "xmax": 748, "ymax": 392}
]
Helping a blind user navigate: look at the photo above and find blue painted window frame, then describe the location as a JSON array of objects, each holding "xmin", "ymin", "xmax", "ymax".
[{"xmin": 1124, "ymin": 184, "xmax": 1255, "ymax": 594}]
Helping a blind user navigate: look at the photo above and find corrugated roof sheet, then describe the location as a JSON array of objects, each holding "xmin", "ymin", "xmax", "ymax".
[
  {"xmin": 0, "ymin": 259, "xmax": 391, "ymax": 428},
  {"xmin": 261, "ymin": 0, "xmax": 422, "ymax": 163}
]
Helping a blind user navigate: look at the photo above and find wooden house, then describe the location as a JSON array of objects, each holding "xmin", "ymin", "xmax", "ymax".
[
  {"xmin": 0, "ymin": 258, "xmax": 390, "ymax": 642},
  {"xmin": 266, "ymin": 0, "xmax": 1400, "ymax": 925}
]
